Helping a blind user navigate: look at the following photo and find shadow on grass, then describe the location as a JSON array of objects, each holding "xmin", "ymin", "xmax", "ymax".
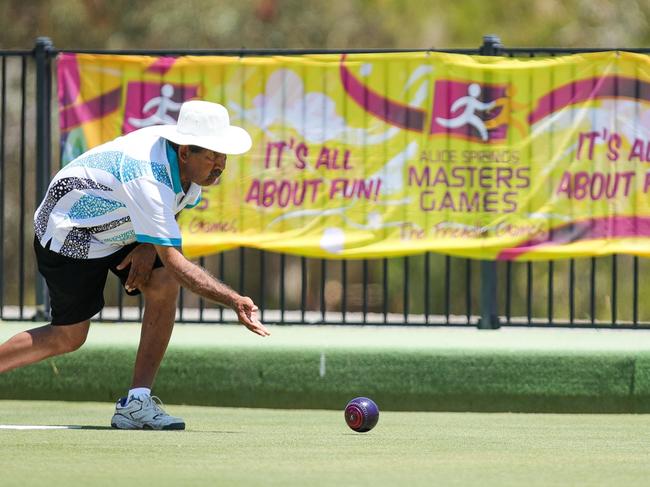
[{"xmin": 89, "ymin": 426, "xmax": 244, "ymax": 433}]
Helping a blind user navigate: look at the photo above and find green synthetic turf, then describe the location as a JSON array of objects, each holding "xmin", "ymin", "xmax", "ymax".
[
  {"xmin": 1, "ymin": 400, "xmax": 650, "ymax": 487},
  {"xmin": 2, "ymin": 323, "xmax": 650, "ymax": 412}
]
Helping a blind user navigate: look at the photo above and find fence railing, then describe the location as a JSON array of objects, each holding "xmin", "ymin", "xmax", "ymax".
[{"xmin": 2, "ymin": 36, "xmax": 650, "ymax": 328}]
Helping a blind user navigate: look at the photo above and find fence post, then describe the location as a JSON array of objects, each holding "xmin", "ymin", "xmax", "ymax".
[
  {"xmin": 34, "ymin": 37, "xmax": 53, "ymax": 321},
  {"xmin": 480, "ymin": 34, "xmax": 503, "ymax": 56},
  {"xmin": 477, "ymin": 35, "xmax": 502, "ymax": 330}
]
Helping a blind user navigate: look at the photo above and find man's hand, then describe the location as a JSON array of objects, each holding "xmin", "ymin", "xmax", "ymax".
[
  {"xmin": 154, "ymin": 245, "xmax": 270, "ymax": 337},
  {"xmin": 116, "ymin": 243, "xmax": 157, "ymax": 292},
  {"xmin": 233, "ymin": 296, "xmax": 270, "ymax": 337}
]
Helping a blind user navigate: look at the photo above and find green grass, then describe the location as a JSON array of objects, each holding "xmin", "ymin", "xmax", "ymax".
[
  {"xmin": 1, "ymin": 401, "xmax": 650, "ymax": 486},
  {"xmin": 4, "ymin": 323, "xmax": 650, "ymax": 412}
]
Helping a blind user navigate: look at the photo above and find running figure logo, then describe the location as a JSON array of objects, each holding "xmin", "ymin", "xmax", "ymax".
[
  {"xmin": 128, "ymin": 84, "xmax": 182, "ymax": 128},
  {"xmin": 430, "ymin": 80, "xmax": 515, "ymax": 142},
  {"xmin": 434, "ymin": 83, "xmax": 496, "ymax": 141},
  {"xmin": 122, "ymin": 82, "xmax": 199, "ymax": 134}
]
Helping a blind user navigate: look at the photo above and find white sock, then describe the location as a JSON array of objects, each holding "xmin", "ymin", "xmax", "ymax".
[{"xmin": 127, "ymin": 387, "xmax": 151, "ymax": 403}]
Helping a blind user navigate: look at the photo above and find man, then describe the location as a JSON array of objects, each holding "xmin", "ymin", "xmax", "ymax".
[{"xmin": 0, "ymin": 100, "xmax": 269, "ymax": 430}]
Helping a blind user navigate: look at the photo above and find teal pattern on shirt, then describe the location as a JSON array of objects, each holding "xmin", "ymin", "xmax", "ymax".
[
  {"xmin": 103, "ymin": 229, "xmax": 137, "ymax": 243},
  {"xmin": 68, "ymin": 195, "xmax": 126, "ymax": 219},
  {"xmin": 69, "ymin": 151, "xmax": 122, "ymax": 180},
  {"xmin": 122, "ymin": 156, "xmax": 172, "ymax": 189},
  {"xmin": 68, "ymin": 151, "xmax": 173, "ymax": 190}
]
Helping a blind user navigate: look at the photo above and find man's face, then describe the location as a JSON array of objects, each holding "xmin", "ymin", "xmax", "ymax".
[{"xmin": 180, "ymin": 146, "xmax": 227, "ymax": 187}]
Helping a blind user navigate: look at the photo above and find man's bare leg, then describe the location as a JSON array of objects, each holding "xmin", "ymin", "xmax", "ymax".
[
  {"xmin": 0, "ymin": 321, "xmax": 90, "ymax": 374},
  {"xmin": 112, "ymin": 267, "xmax": 184, "ymax": 430},
  {"xmin": 130, "ymin": 267, "xmax": 179, "ymax": 389}
]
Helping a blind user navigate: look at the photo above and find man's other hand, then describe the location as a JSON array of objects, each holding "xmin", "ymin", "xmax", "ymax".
[{"xmin": 116, "ymin": 243, "xmax": 157, "ymax": 292}]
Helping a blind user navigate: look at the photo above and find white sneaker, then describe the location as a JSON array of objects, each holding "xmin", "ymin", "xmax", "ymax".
[{"xmin": 111, "ymin": 395, "xmax": 185, "ymax": 430}]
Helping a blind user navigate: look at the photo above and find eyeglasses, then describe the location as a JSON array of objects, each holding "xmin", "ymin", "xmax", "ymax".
[{"xmin": 203, "ymin": 150, "xmax": 226, "ymax": 163}]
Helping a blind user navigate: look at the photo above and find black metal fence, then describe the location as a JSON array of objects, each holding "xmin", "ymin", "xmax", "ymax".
[{"xmin": 2, "ymin": 36, "xmax": 650, "ymax": 328}]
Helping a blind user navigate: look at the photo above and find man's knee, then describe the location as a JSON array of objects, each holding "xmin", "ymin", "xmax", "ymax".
[
  {"xmin": 49, "ymin": 322, "xmax": 90, "ymax": 354},
  {"xmin": 141, "ymin": 267, "xmax": 179, "ymax": 302}
]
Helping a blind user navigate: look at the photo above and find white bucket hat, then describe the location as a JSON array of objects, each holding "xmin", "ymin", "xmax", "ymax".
[{"xmin": 149, "ymin": 100, "xmax": 252, "ymax": 155}]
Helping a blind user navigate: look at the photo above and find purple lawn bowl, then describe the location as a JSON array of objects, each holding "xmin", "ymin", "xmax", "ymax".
[{"xmin": 344, "ymin": 397, "xmax": 379, "ymax": 433}]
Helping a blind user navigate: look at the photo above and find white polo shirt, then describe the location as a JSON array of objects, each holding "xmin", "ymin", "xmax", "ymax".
[{"xmin": 34, "ymin": 126, "xmax": 201, "ymax": 259}]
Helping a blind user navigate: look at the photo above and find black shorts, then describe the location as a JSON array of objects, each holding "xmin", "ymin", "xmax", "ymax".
[{"xmin": 34, "ymin": 237, "xmax": 164, "ymax": 326}]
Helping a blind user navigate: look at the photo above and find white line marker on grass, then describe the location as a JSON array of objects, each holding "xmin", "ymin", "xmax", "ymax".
[
  {"xmin": 319, "ymin": 352, "xmax": 326, "ymax": 377},
  {"xmin": 0, "ymin": 425, "xmax": 82, "ymax": 430}
]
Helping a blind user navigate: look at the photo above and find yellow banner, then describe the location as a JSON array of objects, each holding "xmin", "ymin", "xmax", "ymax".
[{"xmin": 57, "ymin": 51, "xmax": 650, "ymax": 260}]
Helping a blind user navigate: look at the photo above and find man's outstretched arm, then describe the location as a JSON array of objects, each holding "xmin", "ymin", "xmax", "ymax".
[{"xmin": 154, "ymin": 245, "xmax": 270, "ymax": 337}]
